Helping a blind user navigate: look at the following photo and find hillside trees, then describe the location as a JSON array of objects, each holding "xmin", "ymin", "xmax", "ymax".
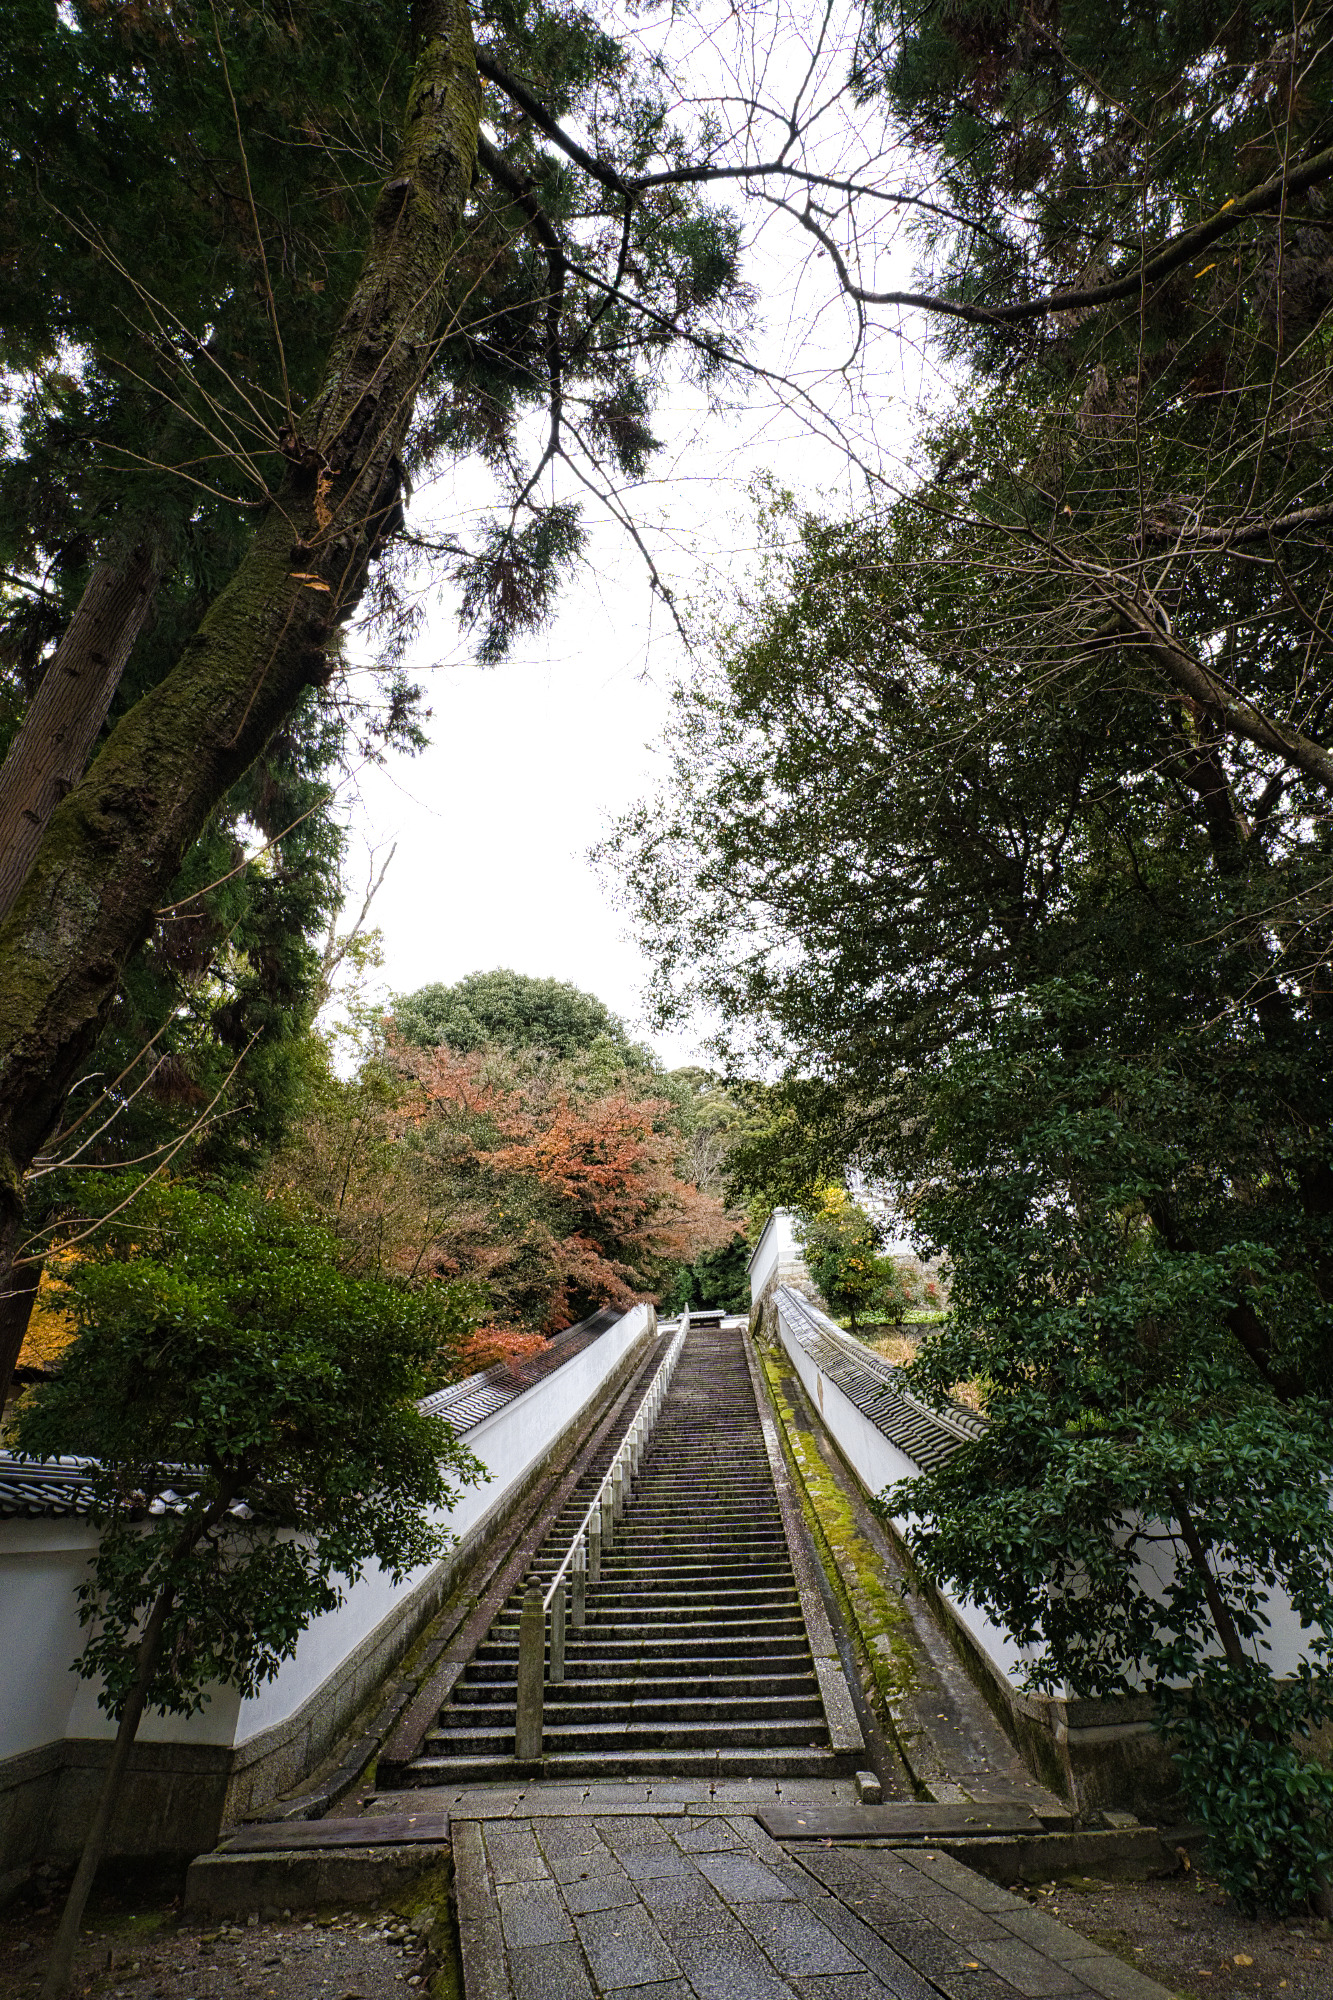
[
  {"xmin": 3, "ymin": 0, "xmax": 1331, "ymax": 1407},
  {"xmin": 270, "ymin": 970, "xmax": 731, "ymax": 1332},
  {"xmin": 393, "ymin": 969, "xmax": 653, "ymax": 1066}
]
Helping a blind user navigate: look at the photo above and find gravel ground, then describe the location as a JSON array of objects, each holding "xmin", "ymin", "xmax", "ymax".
[
  {"xmin": 2, "ymin": 1856, "xmax": 1329, "ymax": 2000},
  {"xmin": 1007, "ymin": 1869, "xmax": 1332, "ymax": 2000},
  {"xmin": 0, "ymin": 1868, "xmax": 455, "ymax": 2000}
]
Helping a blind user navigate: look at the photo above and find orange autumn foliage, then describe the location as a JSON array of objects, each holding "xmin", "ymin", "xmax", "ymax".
[{"xmin": 390, "ymin": 1041, "xmax": 732, "ymax": 1332}]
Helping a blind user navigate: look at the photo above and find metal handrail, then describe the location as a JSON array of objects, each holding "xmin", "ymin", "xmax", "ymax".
[{"xmin": 514, "ymin": 1311, "xmax": 689, "ymax": 1759}]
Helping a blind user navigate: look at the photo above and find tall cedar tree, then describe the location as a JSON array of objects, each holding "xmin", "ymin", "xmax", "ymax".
[{"xmin": 0, "ymin": 0, "xmax": 751, "ymax": 1400}]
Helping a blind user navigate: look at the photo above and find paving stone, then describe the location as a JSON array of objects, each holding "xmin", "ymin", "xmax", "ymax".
[
  {"xmin": 1067, "ymin": 1957, "xmax": 1175, "ymax": 2000},
  {"xmin": 458, "ymin": 1916, "xmax": 510, "ymax": 2000},
  {"xmin": 453, "ymin": 1821, "xmax": 500, "ymax": 1929},
  {"xmin": 562, "ymin": 1871, "xmax": 642, "ymax": 1915},
  {"xmin": 897, "ymin": 1852, "xmax": 1020, "ymax": 1914},
  {"xmin": 697, "ymin": 1853, "xmax": 797, "ymax": 1903},
  {"xmin": 731, "ymin": 1818, "xmax": 794, "ymax": 1865},
  {"xmin": 992, "ymin": 1907, "xmax": 1100, "ymax": 1956},
  {"xmin": 790, "ymin": 1979, "xmax": 897, "ymax": 1999},
  {"xmin": 966, "ymin": 1937, "xmax": 1089, "ymax": 1997},
  {"xmin": 535, "ymin": 1820, "xmax": 607, "ymax": 1859},
  {"xmin": 495, "ymin": 1878, "xmax": 576, "ymax": 1949},
  {"xmin": 546, "ymin": 1848, "xmax": 625, "ymax": 1885},
  {"xmin": 620, "ymin": 1845, "xmax": 697, "ymax": 1880},
  {"xmin": 508, "ymin": 1940, "xmax": 597, "ymax": 2000},
  {"xmin": 598, "ymin": 1815, "xmax": 673, "ymax": 1849},
  {"xmin": 451, "ymin": 1788, "xmax": 527, "ymax": 1815},
  {"xmin": 736, "ymin": 1902, "xmax": 865, "ymax": 1976},
  {"xmin": 671, "ymin": 1819, "xmax": 752, "ymax": 1853},
  {"xmin": 654, "ymin": 1905, "xmax": 800, "ymax": 2000},
  {"xmin": 637, "ymin": 1871, "xmax": 727, "ymax": 1913},
  {"xmin": 935, "ymin": 1968, "xmax": 1043, "ymax": 2000},
  {"xmin": 573, "ymin": 1903, "xmax": 683, "ymax": 1989},
  {"xmin": 806, "ymin": 1902, "xmax": 943, "ymax": 2000},
  {"xmin": 604, "ymin": 1984, "xmax": 694, "ymax": 2000},
  {"xmin": 486, "ymin": 1825, "xmax": 550, "ymax": 1883}
]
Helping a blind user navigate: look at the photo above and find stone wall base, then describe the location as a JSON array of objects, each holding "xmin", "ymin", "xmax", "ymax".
[{"xmin": 0, "ymin": 1323, "xmax": 653, "ymax": 1879}]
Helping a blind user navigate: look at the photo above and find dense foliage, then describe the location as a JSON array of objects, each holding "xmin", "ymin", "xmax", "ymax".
[
  {"xmin": 393, "ymin": 969, "xmax": 652, "ymax": 1066},
  {"xmin": 796, "ymin": 1189, "xmax": 909, "ymax": 1333},
  {"xmin": 17, "ymin": 1177, "xmax": 481, "ymax": 1722},
  {"xmin": 611, "ymin": 444, "xmax": 1333, "ymax": 1903}
]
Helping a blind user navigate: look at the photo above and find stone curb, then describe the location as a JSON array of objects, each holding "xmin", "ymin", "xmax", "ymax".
[
  {"xmin": 183, "ymin": 1843, "xmax": 447, "ymax": 1917},
  {"xmin": 740, "ymin": 1322, "xmax": 866, "ymax": 1761}
]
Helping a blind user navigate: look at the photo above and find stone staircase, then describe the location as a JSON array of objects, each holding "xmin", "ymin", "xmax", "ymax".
[{"xmin": 404, "ymin": 1319, "xmax": 846, "ymax": 1781}]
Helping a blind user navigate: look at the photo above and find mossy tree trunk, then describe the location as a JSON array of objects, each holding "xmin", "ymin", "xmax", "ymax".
[
  {"xmin": 0, "ymin": 546, "xmax": 164, "ymax": 928},
  {"xmin": 0, "ymin": 0, "xmax": 481, "ymax": 1401}
]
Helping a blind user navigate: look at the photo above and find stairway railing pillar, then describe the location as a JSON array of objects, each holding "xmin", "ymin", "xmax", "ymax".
[
  {"xmin": 515, "ymin": 1584, "xmax": 545, "ymax": 1760},
  {"xmin": 601, "ymin": 1483, "xmax": 615, "ymax": 1550},
  {"xmin": 549, "ymin": 1580, "xmax": 567, "ymax": 1684},
  {"xmin": 572, "ymin": 1540, "xmax": 587, "ymax": 1625}
]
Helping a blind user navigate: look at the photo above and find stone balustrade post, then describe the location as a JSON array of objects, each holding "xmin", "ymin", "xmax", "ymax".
[
  {"xmin": 588, "ymin": 1514, "xmax": 601, "ymax": 1584},
  {"xmin": 572, "ymin": 1540, "xmax": 587, "ymax": 1625},
  {"xmin": 514, "ymin": 1584, "xmax": 545, "ymax": 1761},
  {"xmin": 549, "ymin": 1580, "xmax": 567, "ymax": 1684},
  {"xmin": 601, "ymin": 1482, "xmax": 615, "ymax": 1550}
]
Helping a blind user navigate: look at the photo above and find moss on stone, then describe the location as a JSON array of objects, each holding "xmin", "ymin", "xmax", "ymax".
[{"xmin": 758, "ymin": 1346, "xmax": 925, "ymax": 1761}]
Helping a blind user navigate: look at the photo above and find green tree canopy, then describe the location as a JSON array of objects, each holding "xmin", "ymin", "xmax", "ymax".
[
  {"xmin": 609, "ymin": 449, "xmax": 1333, "ymax": 1904},
  {"xmin": 393, "ymin": 969, "xmax": 652, "ymax": 1066}
]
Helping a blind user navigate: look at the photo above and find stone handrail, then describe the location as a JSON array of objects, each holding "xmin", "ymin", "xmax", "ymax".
[{"xmin": 514, "ymin": 1313, "xmax": 688, "ymax": 1759}]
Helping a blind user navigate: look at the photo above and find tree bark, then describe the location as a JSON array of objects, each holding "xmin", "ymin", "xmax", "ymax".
[
  {"xmin": 0, "ymin": 548, "xmax": 163, "ymax": 927},
  {"xmin": 0, "ymin": 0, "xmax": 481, "ymax": 1326},
  {"xmin": 1167, "ymin": 1483, "xmax": 1249, "ymax": 1670}
]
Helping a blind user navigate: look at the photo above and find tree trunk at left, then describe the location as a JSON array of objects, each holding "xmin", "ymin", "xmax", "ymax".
[
  {"xmin": 0, "ymin": 0, "xmax": 482, "ymax": 1393},
  {"xmin": 0, "ymin": 546, "xmax": 163, "ymax": 927}
]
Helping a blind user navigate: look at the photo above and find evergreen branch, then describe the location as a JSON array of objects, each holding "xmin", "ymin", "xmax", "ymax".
[
  {"xmin": 208, "ymin": 0, "xmax": 294, "ymax": 422},
  {"xmin": 476, "ymin": 136, "xmax": 567, "ymax": 506},
  {"xmin": 791, "ymin": 141, "xmax": 1333, "ymax": 325},
  {"xmin": 475, "ymin": 48, "xmax": 997, "ymax": 238}
]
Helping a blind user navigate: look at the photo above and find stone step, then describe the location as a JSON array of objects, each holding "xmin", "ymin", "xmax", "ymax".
[
  {"xmin": 451, "ymin": 1673, "xmax": 821, "ymax": 1705},
  {"xmin": 403, "ymin": 1745, "xmax": 842, "ymax": 1782},
  {"xmin": 447, "ymin": 1684, "xmax": 824, "ymax": 1717},
  {"xmin": 403, "ymin": 1320, "xmax": 840, "ymax": 1783},
  {"xmin": 424, "ymin": 1716, "xmax": 830, "ymax": 1753}
]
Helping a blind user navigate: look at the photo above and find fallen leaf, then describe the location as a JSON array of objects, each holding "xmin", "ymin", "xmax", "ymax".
[{"xmin": 1233, "ymin": 1955, "xmax": 1253, "ymax": 1967}]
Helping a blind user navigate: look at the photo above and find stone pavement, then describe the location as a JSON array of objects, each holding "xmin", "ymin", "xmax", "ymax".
[{"xmin": 450, "ymin": 1785, "xmax": 1176, "ymax": 2000}]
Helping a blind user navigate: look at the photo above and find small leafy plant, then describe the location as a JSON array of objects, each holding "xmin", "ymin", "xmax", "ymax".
[{"xmin": 17, "ymin": 1178, "xmax": 483, "ymax": 1998}]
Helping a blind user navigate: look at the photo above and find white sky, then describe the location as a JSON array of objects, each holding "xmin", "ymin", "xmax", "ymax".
[{"xmin": 330, "ymin": 1, "xmax": 938, "ymax": 1069}]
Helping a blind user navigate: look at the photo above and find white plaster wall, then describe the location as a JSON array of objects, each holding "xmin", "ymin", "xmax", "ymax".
[
  {"xmin": 773, "ymin": 1306, "xmax": 1328, "ymax": 1694},
  {"xmin": 231, "ymin": 1299, "xmax": 655, "ymax": 1743},
  {"xmin": 0, "ymin": 1303, "xmax": 656, "ymax": 1757},
  {"xmin": 0, "ymin": 1527, "xmax": 98, "ymax": 1758},
  {"xmin": 748, "ymin": 1210, "xmax": 804, "ymax": 1302}
]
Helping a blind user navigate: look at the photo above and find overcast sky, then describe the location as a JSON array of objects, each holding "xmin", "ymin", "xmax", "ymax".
[{"xmin": 328, "ymin": 3, "xmax": 935, "ymax": 1070}]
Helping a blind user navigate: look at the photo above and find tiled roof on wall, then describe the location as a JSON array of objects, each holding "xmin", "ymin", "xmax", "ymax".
[
  {"xmin": 418, "ymin": 1303, "xmax": 629, "ymax": 1433},
  {"xmin": 775, "ymin": 1286, "xmax": 986, "ymax": 1474},
  {"xmin": 2, "ymin": 1303, "xmax": 640, "ymax": 1518}
]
